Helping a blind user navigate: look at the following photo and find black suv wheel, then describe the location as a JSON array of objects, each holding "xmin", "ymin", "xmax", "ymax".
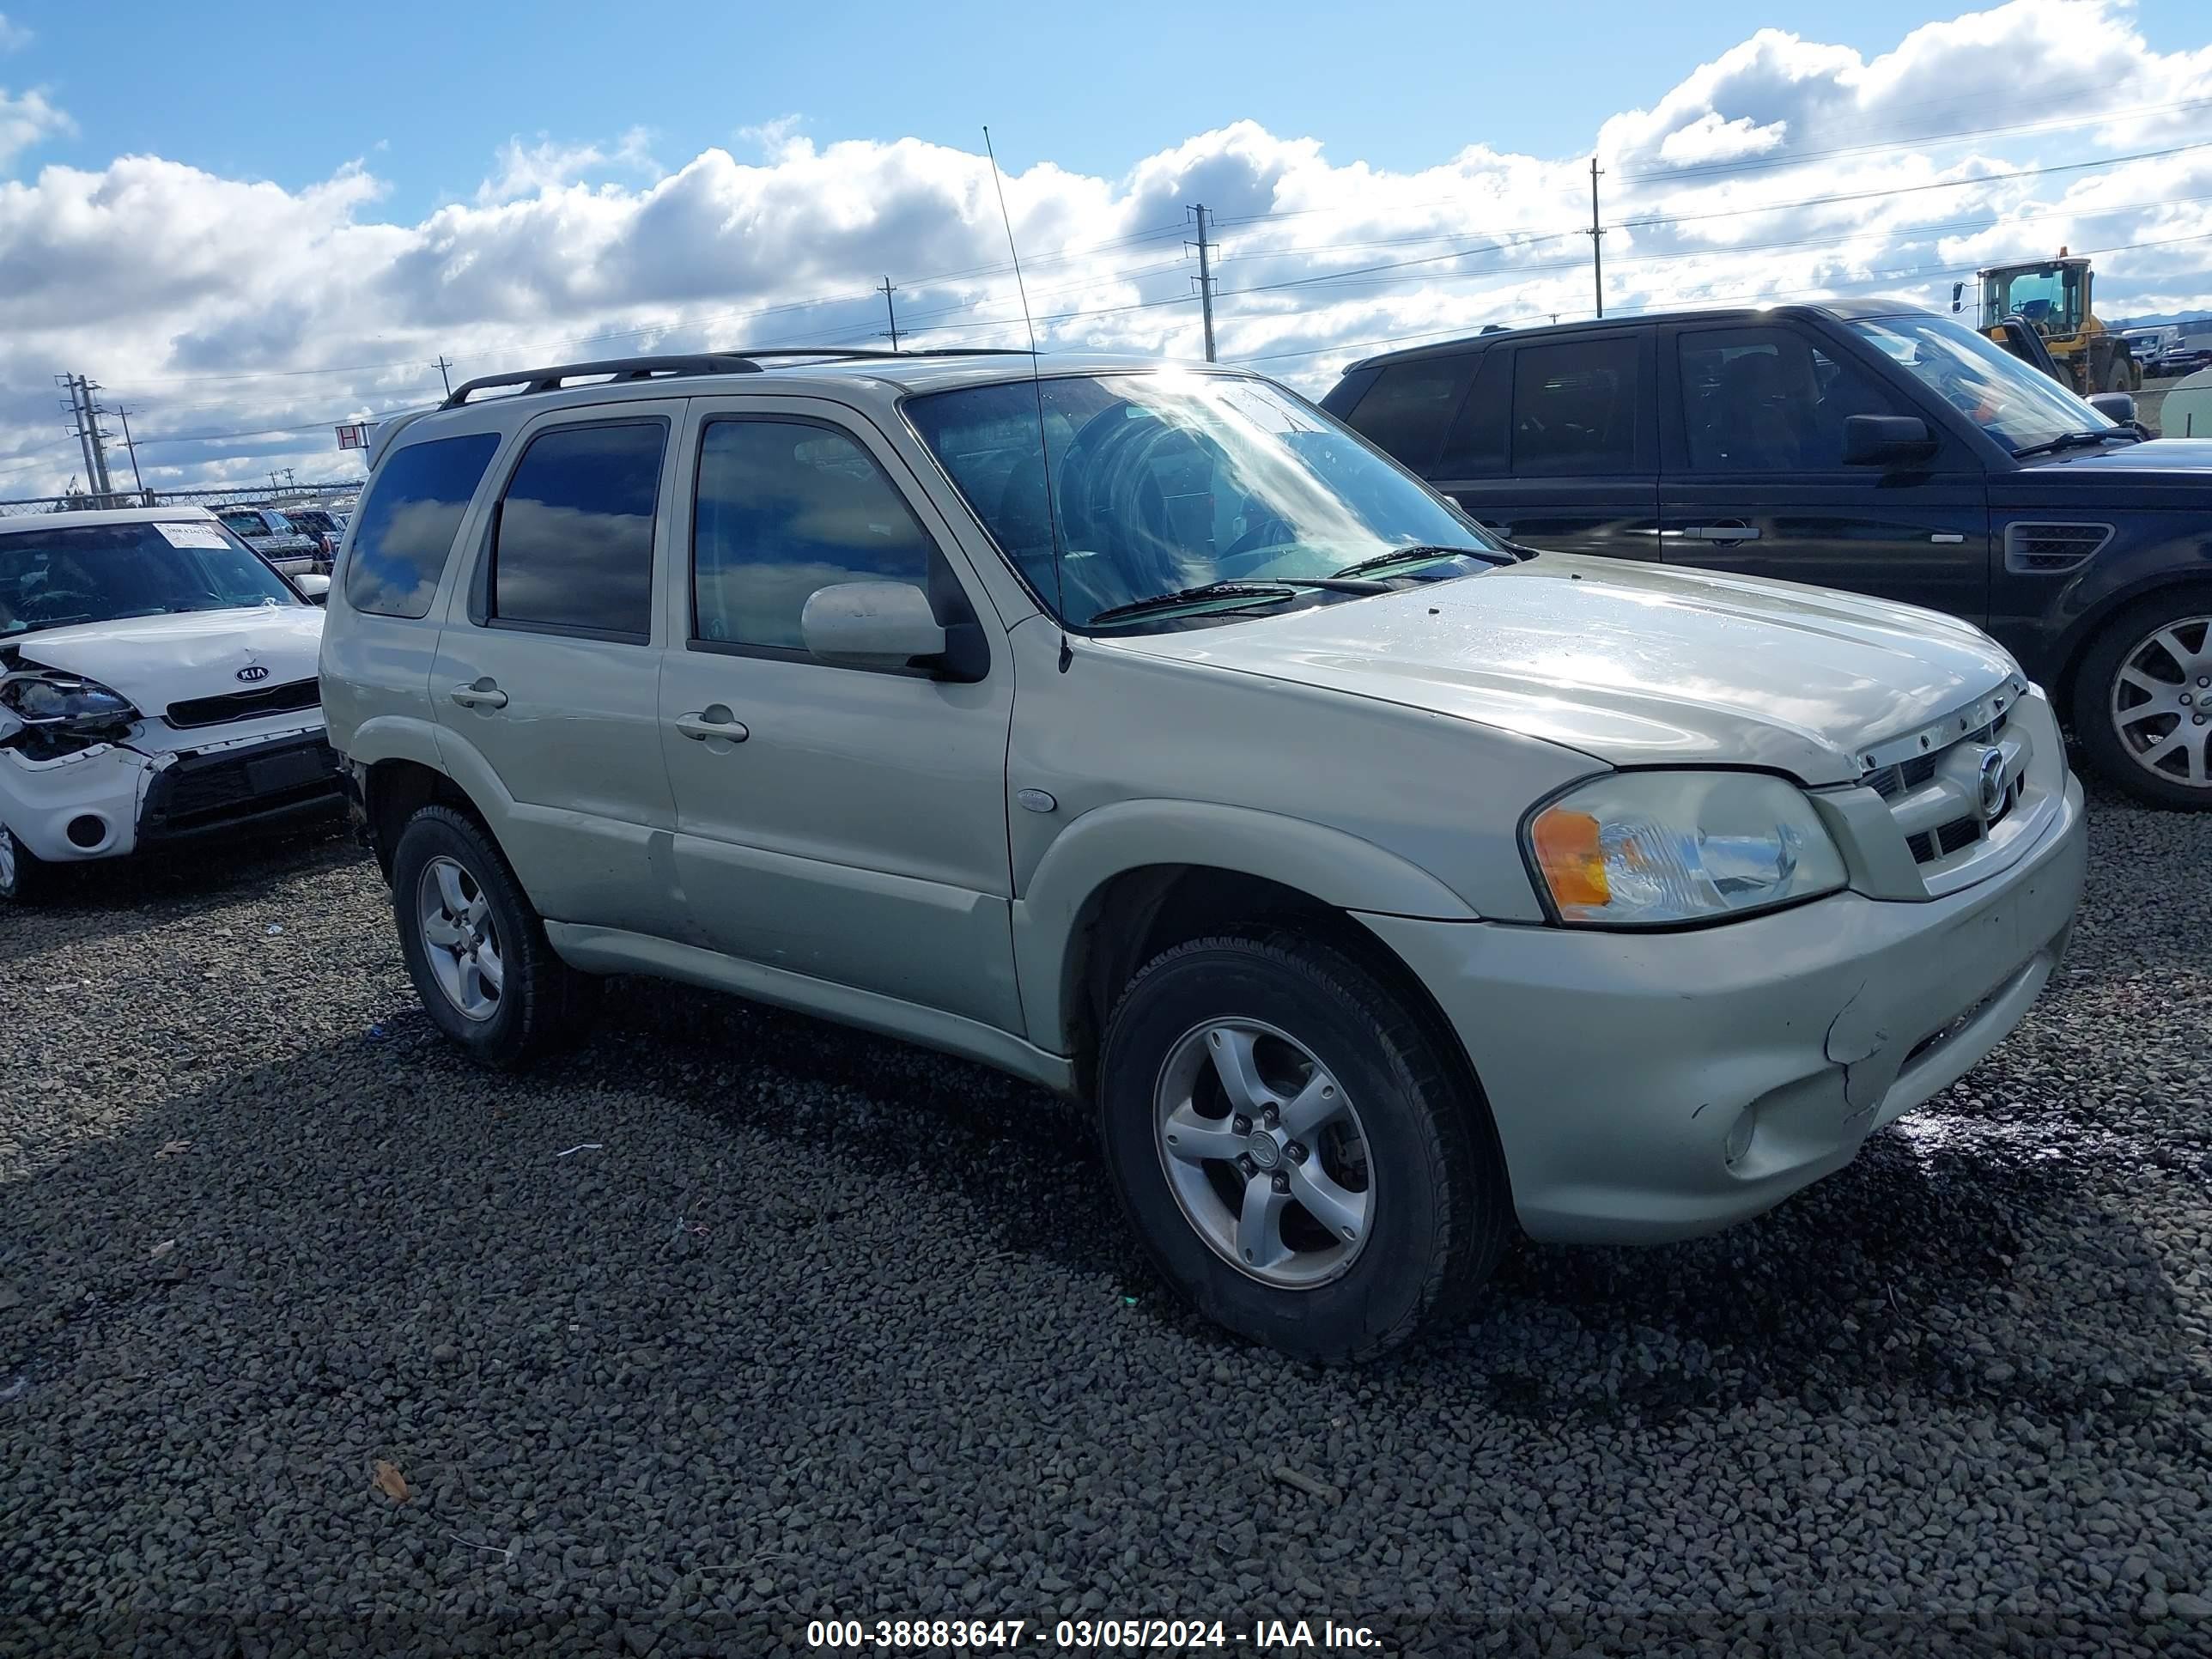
[{"xmin": 2076, "ymin": 586, "xmax": 2212, "ymax": 808}]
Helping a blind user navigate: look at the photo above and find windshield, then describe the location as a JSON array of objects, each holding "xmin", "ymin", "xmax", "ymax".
[
  {"xmin": 0, "ymin": 520, "xmax": 300, "ymax": 639},
  {"xmin": 906, "ymin": 370, "xmax": 1501, "ymax": 629},
  {"xmin": 1849, "ymin": 313, "xmax": 2115, "ymax": 453}
]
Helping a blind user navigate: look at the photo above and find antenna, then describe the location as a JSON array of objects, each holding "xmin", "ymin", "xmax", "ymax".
[{"xmin": 982, "ymin": 125, "xmax": 1072, "ymax": 673}]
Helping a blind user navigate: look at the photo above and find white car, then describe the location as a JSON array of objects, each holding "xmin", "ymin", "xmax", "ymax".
[{"xmin": 0, "ymin": 506, "xmax": 343, "ymax": 902}]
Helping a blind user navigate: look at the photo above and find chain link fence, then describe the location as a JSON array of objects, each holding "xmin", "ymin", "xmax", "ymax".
[{"xmin": 0, "ymin": 479, "xmax": 363, "ymax": 519}]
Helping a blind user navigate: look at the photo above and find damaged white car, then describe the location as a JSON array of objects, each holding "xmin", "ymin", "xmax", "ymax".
[{"xmin": 0, "ymin": 507, "xmax": 343, "ymax": 902}]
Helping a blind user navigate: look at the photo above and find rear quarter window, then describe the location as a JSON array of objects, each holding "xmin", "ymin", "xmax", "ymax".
[
  {"xmin": 343, "ymin": 433, "xmax": 501, "ymax": 618},
  {"xmin": 1341, "ymin": 356, "xmax": 1475, "ymax": 472}
]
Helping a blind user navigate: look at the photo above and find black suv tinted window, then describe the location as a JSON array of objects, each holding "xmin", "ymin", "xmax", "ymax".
[
  {"xmin": 490, "ymin": 421, "xmax": 665, "ymax": 641},
  {"xmin": 1343, "ymin": 356, "xmax": 1474, "ymax": 472},
  {"xmin": 1512, "ymin": 338, "xmax": 1640, "ymax": 475},
  {"xmin": 692, "ymin": 418, "xmax": 933, "ymax": 653},
  {"xmin": 1678, "ymin": 327, "xmax": 1899, "ymax": 471},
  {"xmin": 344, "ymin": 433, "xmax": 500, "ymax": 618},
  {"xmin": 1435, "ymin": 350, "xmax": 1510, "ymax": 478}
]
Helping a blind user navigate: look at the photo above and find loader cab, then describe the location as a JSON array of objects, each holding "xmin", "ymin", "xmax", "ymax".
[{"xmin": 1978, "ymin": 259, "xmax": 2090, "ymax": 342}]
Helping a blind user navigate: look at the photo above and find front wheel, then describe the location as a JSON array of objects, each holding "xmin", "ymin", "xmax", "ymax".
[
  {"xmin": 1097, "ymin": 932, "xmax": 1511, "ymax": 1362},
  {"xmin": 0, "ymin": 823, "xmax": 52, "ymax": 904},
  {"xmin": 2075, "ymin": 588, "xmax": 2212, "ymax": 807}
]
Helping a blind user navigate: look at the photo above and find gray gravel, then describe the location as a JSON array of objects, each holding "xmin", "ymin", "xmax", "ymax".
[{"xmin": 3, "ymin": 784, "xmax": 2209, "ymax": 1658}]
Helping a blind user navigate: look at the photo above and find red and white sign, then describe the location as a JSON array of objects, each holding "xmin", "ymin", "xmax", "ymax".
[{"xmin": 335, "ymin": 423, "xmax": 370, "ymax": 450}]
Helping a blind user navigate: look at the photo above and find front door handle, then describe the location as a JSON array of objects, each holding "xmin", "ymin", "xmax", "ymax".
[
  {"xmin": 1682, "ymin": 523, "xmax": 1762, "ymax": 544},
  {"xmin": 673, "ymin": 705, "xmax": 749, "ymax": 744},
  {"xmin": 449, "ymin": 679, "xmax": 508, "ymax": 708}
]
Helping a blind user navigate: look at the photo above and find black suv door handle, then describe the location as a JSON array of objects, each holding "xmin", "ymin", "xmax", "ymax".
[{"xmin": 1682, "ymin": 522, "xmax": 1761, "ymax": 544}]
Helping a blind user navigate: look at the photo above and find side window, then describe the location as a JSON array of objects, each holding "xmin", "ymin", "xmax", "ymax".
[
  {"xmin": 1511, "ymin": 337, "xmax": 1641, "ymax": 476},
  {"xmin": 343, "ymin": 433, "xmax": 500, "ymax": 618},
  {"xmin": 1434, "ymin": 350, "xmax": 1510, "ymax": 478},
  {"xmin": 1677, "ymin": 328, "xmax": 1901, "ymax": 471},
  {"xmin": 489, "ymin": 421, "xmax": 665, "ymax": 641},
  {"xmin": 691, "ymin": 419, "xmax": 936, "ymax": 653},
  {"xmin": 1342, "ymin": 356, "xmax": 1475, "ymax": 471}
]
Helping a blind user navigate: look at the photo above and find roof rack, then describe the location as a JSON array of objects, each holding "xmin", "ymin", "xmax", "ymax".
[{"xmin": 439, "ymin": 346, "xmax": 1040, "ymax": 409}]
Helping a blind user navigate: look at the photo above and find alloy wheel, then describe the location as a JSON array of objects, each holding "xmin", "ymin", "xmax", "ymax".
[
  {"xmin": 416, "ymin": 855, "xmax": 504, "ymax": 1021},
  {"xmin": 2110, "ymin": 615, "xmax": 2212, "ymax": 791},
  {"xmin": 1152, "ymin": 1017, "xmax": 1374, "ymax": 1289}
]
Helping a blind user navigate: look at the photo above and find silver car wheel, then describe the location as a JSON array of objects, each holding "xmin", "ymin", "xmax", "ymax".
[
  {"xmin": 2110, "ymin": 615, "xmax": 2212, "ymax": 790},
  {"xmin": 1153, "ymin": 1017, "xmax": 1373, "ymax": 1290},
  {"xmin": 416, "ymin": 855, "xmax": 504, "ymax": 1022}
]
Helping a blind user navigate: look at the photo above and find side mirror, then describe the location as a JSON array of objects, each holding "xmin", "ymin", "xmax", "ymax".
[
  {"xmin": 2086, "ymin": 392, "xmax": 2137, "ymax": 426},
  {"xmin": 800, "ymin": 580, "xmax": 988, "ymax": 681},
  {"xmin": 293, "ymin": 572, "xmax": 331, "ymax": 604},
  {"xmin": 1842, "ymin": 414, "xmax": 1937, "ymax": 467}
]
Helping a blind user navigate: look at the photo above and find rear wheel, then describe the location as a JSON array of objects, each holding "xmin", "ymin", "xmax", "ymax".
[
  {"xmin": 2075, "ymin": 587, "xmax": 2212, "ymax": 808},
  {"xmin": 389, "ymin": 805, "xmax": 596, "ymax": 1066},
  {"xmin": 1097, "ymin": 932, "xmax": 1511, "ymax": 1362},
  {"xmin": 0, "ymin": 823, "xmax": 51, "ymax": 904}
]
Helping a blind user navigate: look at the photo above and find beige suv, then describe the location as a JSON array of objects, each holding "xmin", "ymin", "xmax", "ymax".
[{"xmin": 319, "ymin": 348, "xmax": 2085, "ymax": 1360}]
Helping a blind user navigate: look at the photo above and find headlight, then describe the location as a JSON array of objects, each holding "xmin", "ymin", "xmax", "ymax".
[
  {"xmin": 0, "ymin": 671, "xmax": 137, "ymax": 729},
  {"xmin": 1526, "ymin": 771, "xmax": 1847, "ymax": 927}
]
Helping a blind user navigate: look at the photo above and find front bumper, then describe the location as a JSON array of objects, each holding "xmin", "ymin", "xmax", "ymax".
[
  {"xmin": 3, "ymin": 725, "xmax": 344, "ymax": 864},
  {"xmin": 1360, "ymin": 772, "xmax": 2087, "ymax": 1245}
]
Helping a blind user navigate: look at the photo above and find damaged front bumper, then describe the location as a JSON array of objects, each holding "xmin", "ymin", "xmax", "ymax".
[
  {"xmin": 1358, "ymin": 772, "xmax": 2087, "ymax": 1245},
  {"xmin": 2, "ymin": 717, "xmax": 345, "ymax": 864}
]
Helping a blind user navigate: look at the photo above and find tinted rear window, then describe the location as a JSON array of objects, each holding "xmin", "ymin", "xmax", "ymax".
[
  {"xmin": 489, "ymin": 421, "xmax": 665, "ymax": 641},
  {"xmin": 344, "ymin": 434, "xmax": 501, "ymax": 618},
  {"xmin": 1511, "ymin": 338, "xmax": 1641, "ymax": 475},
  {"xmin": 1342, "ymin": 356, "xmax": 1474, "ymax": 471}
]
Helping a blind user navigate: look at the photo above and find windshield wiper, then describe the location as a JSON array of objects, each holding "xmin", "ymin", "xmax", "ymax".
[
  {"xmin": 2012, "ymin": 429, "xmax": 2131, "ymax": 459},
  {"xmin": 1085, "ymin": 577, "xmax": 1386, "ymax": 627},
  {"xmin": 1330, "ymin": 543, "xmax": 1514, "ymax": 580}
]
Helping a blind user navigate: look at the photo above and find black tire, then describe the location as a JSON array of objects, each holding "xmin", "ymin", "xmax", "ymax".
[
  {"xmin": 2107, "ymin": 358, "xmax": 2134, "ymax": 396},
  {"xmin": 2073, "ymin": 586, "xmax": 2212, "ymax": 809},
  {"xmin": 1097, "ymin": 931, "xmax": 1511, "ymax": 1363},
  {"xmin": 0, "ymin": 823, "xmax": 52, "ymax": 904},
  {"xmin": 389, "ymin": 805, "xmax": 596, "ymax": 1066}
]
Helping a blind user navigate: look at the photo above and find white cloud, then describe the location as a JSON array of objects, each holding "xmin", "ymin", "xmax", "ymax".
[
  {"xmin": 0, "ymin": 15, "xmax": 30, "ymax": 53},
  {"xmin": 2, "ymin": 0, "xmax": 2209, "ymax": 498},
  {"xmin": 0, "ymin": 84, "xmax": 67, "ymax": 170},
  {"xmin": 475, "ymin": 125, "xmax": 660, "ymax": 204}
]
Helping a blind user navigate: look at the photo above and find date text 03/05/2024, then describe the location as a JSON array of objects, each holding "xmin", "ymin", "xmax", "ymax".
[{"xmin": 805, "ymin": 1616, "xmax": 1382, "ymax": 1650}]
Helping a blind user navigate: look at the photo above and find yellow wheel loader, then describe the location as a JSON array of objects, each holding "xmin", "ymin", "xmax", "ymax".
[{"xmin": 1951, "ymin": 250, "xmax": 2142, "ymax": 397}]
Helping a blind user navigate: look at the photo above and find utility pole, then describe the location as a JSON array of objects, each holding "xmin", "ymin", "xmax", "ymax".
[
  {"xmin": 1188, "ymin": 204, "xmax": 1218, "ymax": 362},
  {"xmin": 1586, "ymin": 156, "xmax": 1606, "ymax": 319},
  {"xmin": 58, "ymin": 374, "xmax": 98, "ymax": 497},
  {"xmin": 114, "ymin": 405, "xmax": 148, "ymax": 501},
  {"xmin": 878, "ymin": 277, "xmax": 901, "ymax": 352},
  {"xmin": 435, "ymin": 356, "xmax": 453, "ymax": 397}
]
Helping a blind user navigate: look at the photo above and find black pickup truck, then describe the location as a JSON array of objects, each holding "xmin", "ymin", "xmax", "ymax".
[{"xmin": 1322, "ymin": 300, "xmax": 2212, "ymax": 807}]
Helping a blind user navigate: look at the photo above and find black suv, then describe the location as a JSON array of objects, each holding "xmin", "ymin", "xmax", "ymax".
[{"xmin": 1322, "ymin": 300, "xmax": 2212, "ymax": 807}]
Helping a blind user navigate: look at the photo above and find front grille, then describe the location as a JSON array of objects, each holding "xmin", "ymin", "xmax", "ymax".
[
  {"xmin": 1860, "ymin": 699, "xmax": 2033, "ymax": 875},
  {"xmin": 165, "ymin": 677, "xmax": 320, "ymax": 729},
  {"xmin": 139, "ymin": 735, "xmax": 343, "ymax": 841}
]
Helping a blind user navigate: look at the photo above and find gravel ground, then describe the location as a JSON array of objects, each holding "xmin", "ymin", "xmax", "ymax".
[{"xmin": 3, "ymin": 784, "xmax": 2209, "ymax": 1658}]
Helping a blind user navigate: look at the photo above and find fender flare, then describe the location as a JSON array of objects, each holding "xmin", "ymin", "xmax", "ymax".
[
  {"xmin": 344, "ymin": 713, "xmax": 447, "ymax": 770},
  {"xmin": 1012, "ymin": 798, "xmax": 1479, "ymax": 1054}
]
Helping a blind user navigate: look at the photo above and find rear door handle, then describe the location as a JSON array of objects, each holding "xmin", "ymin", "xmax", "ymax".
[
  {"xmin": 673, "ymin": 706, "xmax": 749, "ymax": 744},
  {"xmin": 449, "ymin": 679, "xmax": 508, "ymax": 708},
  {"xmin": 1682, "ymin": 524, "xmax": 1762, "ymax": 543}
]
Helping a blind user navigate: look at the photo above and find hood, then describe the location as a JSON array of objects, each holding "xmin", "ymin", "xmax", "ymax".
[
  {"xmin": 7, "ymin": 605, "xmax": 325, "ymax": 717},
  {"xmin": 1107, "ymin": 555, "xmax": 2016, "ymax": 787},
  {"xmin": 2002, "ymin": 436, "xmax": 2212, "ymax": 510}
]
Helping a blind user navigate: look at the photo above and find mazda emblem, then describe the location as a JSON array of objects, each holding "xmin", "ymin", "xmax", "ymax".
[
  {"xmin": 1976, "ymin": 746, "xmax": 2007, "ymax": 818},
  {"xmin": 236, "ymin": 665, "xmax": 270, "ymax": 684}
]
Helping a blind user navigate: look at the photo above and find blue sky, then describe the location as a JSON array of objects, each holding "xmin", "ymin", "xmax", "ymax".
[
  {"xmin": 3, "ymin": 0, "xmax": 2209, "ymax": 494},
  {"xmin": 13, "ymin": 0, "xmax": 2203, "ymax": 214}
]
